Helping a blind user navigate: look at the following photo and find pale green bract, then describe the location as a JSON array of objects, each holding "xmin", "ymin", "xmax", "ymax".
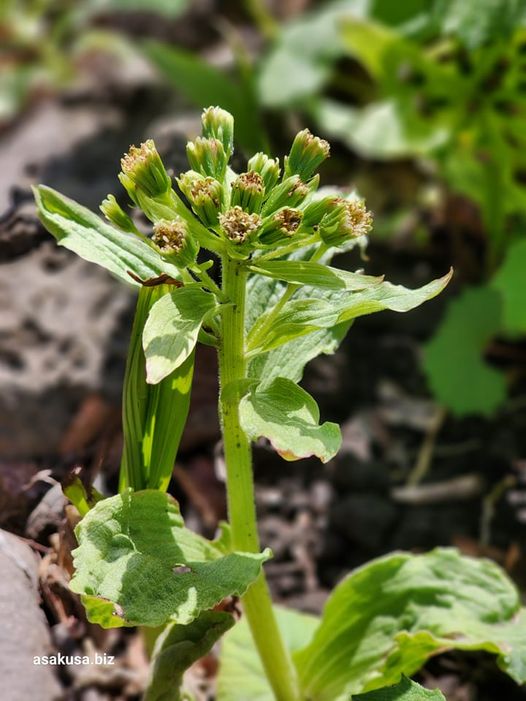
[
  {"xmin": 352, "ymin": 677, "xmax": 445, "ymax": 701},
  {"xmin": 143, "ymin": 286, "xmax": 217, "ymax": 384},
  {"xmin": 239, "ymin": 378, "xmax": 341, "ymax": 463},
  {"xmin": 70, "ymin": 490, "xmax": 269, "ymax": 628},
  {"xmin": 34, "ymin": 185, "xmax": 180, "ymax": 286}
]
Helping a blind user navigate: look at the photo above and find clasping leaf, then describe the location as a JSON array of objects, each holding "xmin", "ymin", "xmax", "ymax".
[
  {"xmin": 70, "ymin": 490, "xmax": 270, "ymax": 628},
  {"xmin": 239, "ymin": 377, "xmax": 341, "ymax": 463},
  {"xmin": 143, "ymin": 286, "xmax": 217, "ymax": 384}
]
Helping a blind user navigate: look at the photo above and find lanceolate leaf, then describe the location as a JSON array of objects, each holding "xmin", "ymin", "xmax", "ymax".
[
  {"xmin": 249, "ymin": 260, "xmax": 383, "ymax": 291},
  {"xmin": 34, "ymin": 185, "xmax": 180, "ymax": 286},
  {"xmin": 143, "ymin": 286, "xmax": 216, "ymax": 384},
  {"xmin": 144, "ymin": 611, "xmax": 234, "ymax": 701},
  {"xmin": 353, "ymin": 677, "xmax": 445, "ymax": 701},
  {"xmin": 217, "ymin": 606, "xmax": 319, "ymax": 701},
  {"xmin": 70, "ymin": 490, "xmax": 269, "ymax": 628},
  {"xmin": 294, "ymin": 548, "xmax": 526, "ymax": 700},
  {"xmin": 251, "ymin": 271, "xmax": 452, "ymax": 354},
  {"xmin": 239, "ymin": 378, "xmax": 341, "ymax": 463}
]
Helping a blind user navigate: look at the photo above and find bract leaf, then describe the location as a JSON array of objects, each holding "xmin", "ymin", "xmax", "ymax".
[
  {"xmin": 239, "ymin": 378, "xmax": 341, "ymax": 463},
  {"xmin": 34, "ymin": 185, "xmax": 180, "ymax": 286},
  {"xmin": 352, "ymin": 677, "xmax": 445, "ymax": 701},
  {"xmin": 295, "ymin": 548, "xmax": 526, "ymax": 700},
  {"xmin": 217, "ymin": 606, "xmax": 319, "ymax": 701},
  {"xmin": 250, "ymin": 260, "xmax": 382, "ymax": 291},
  {"xmin": 70, "ymin": 490, "xmax": 269, "ymax": 628},
  {"xmin": 252, "ymin": 271, "xmax": 452, "ymax": 354},
  {"xmin": 143, "ymin": 286, "xmax": 216, "ymax": 384},
  {"xmin": 144, "ymin": 611, "xmax": 234, "ymax": 701}
]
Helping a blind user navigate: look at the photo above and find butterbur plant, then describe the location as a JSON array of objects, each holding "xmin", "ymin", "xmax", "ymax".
[{"xmin": 35, "ymin": 108, "xmax": 526, "ymax": 701}]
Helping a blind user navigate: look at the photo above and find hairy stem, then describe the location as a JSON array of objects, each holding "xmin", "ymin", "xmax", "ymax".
[{"xmin": 218, "ymin": 256, "xmax": 299, "ymax": 701}]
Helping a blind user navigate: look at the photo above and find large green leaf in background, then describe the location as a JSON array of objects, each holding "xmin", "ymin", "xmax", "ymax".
[
  {"xmin": 353, "ymin": 677, "xmax": 445, "ymax": 701},
  {"xmin": 295, "ymin": 548, "xmax": 526, "ymax": 700},
  {"xmin": 144, "ymin": 611, "xmax": 234, "ymax": 701},
  {"xmin": 218, "ymin": 606, "xmax": 319, "ymax": 701},
  {"xmin": 143, "ymin": 285, "xmax": 216, "ymax": 384},
  {"xmin": 34, "ymin": 186, "xmax": 180, "ymax": 286},
  {"xmin": 422, "ymin": 286, "xmax": 506, "ymax": 416},
  {"xmin": 70, "ymin": 490, "xmax": 269, "ymax": 628},
  {"xmin": 491, "ymin": 238, "xmax": 526, "ymax": 334},
  {"xmin": 239, "ymin": 378, "xmax": 341, "ymax": 463}
]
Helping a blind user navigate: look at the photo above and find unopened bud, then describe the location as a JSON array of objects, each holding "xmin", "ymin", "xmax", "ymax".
[
  {"xmin": 258, "ymin": 207, "xmax": 303, "ymax": 246},
  {"xmin": 231, "ymin": 171, "xmax": 265, "ymax": 213},
  {"xmin": 301, "ymin": 195, "xmax": 340, "ymax": 229},
  {"xmin": 284, "ymin": 129, "xmax": 330, "ymax": 181},
  {"xmin": 201, "ymin": 107, "xmax": 234, "ymax": 160},
  {"xmin": 186, "ymin": 137, "xmax": 228, "ymax": 181},
  {"xmin": 247, "ymin": 152, "xmax": 281, "ymax": 192},
  {"xmin": 152, "ymin": 218, "xmax": 198, "ymax": 267},
  {"xmin": 100, "ymin": 194, "xmax": 138, "ymax": 234},
  {"xmin": 178, "ymin": 170, "xmax": 223, "ymax": 227},
  {"xmin": 261, "ymin": 175, "xmax": 310, "ymax": 216},
  {"xmin": 219, "ymin": 206, "xmax": 261, "ymax": 244},
  {"xmin": 119, "ymin": 140, "xmax": 171, "ymax": 200},
  {"xmin": 319, "ymin": 199, "xmax": 373, "ymax": 247}
]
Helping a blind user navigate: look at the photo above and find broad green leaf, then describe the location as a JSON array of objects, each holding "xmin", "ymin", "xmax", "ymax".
[
  {"xmin": 217, "ymin": 606, "xmax": 319, "ymax": 701},
  {"xmin": 239, "ymin": 378, "xmax": 341, "ymax": 463},
  {"xmin": 143, "ymin": 286, "xmax": 216, "ymax": 384},
  {"xmin": 295, "ymin": 548, "xmax": 526, "ymax": 700},
  {"xmin": 144, "ymin": 611, "xmax": 234, "ymax": 701},
  {"xmin": 491, "ymin": 238, "xmax": 526, "ymax": 334},
  {"xmin": 70, "ymin": 490, "xmax": 269, "ymax": 628},
  {"xmin": 143, "ymin": 43, "xmax": 265, "ymax": 153},
  {"xmin": 423, "ymin": 286, "xmax": 506, "ymax": 416},
  {"xmin": 34, "ymin": 186, "xmax": 180, "ymax": 286},
  {"xmin": 353, "ymin": 677, "xmax": 445, "ymax": 701},
  {"xmin": 249, "ymin": 261, "xmax": 383, "ymax": 291},
  {"xmin": 252, "ymin": 270, "xmax": 452, "ymax": 354}
]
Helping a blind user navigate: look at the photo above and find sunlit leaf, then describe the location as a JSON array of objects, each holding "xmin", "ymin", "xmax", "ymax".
[
  {"xmin": 239, "ymin": 378, "xmax": 341, "ymax": 463},
  {"xmin": 70, "ymin": 490, "xmax": 269, "ymax": 628},
  {"xmin": 142, "ymin": 286, "xmax": 216, "ymax": 384},
  {"xmin": 295, "ymin": 548, "xmax": 526, "ymax": 700},
  {"xmin": 491, "ymin": 238, "xmax": 526, "ymax": 334},
  {"xmin": 34, "ymin": 185, "xmax": 180, "ymax": 286}
]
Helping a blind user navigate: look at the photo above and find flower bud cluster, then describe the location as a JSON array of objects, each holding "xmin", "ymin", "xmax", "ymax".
[{"xmin": 102, "ymin": 105, "xmax": 372, "ymax": 269}]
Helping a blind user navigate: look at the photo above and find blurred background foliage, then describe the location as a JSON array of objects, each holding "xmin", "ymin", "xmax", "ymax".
[{"xmin": 1, "ymin": 0, "xmax": 525, "ymax": 418}]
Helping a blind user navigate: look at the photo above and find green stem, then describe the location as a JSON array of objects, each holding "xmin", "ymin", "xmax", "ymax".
[{"xmin": 218, "ymin": 256, "xmax": 299, "ymax": 701}]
